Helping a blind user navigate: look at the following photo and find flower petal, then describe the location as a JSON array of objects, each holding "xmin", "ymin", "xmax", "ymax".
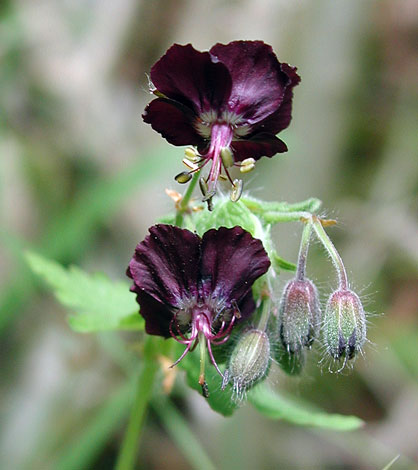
[
  {"xmin": 237, "ymin": 291, "xmax": 257, "ymax": 321},
  {"xmin": 142, "ymin": 98, "xmax": 202, "ymax": 146},
  {"xmin": 200, "ymin": 226, "xmax": 270, "ymax": 304},
  {"xmin": 255, "ymin": 63, "xmax": 301, "ymax": 134},
  {"xmin": 231, "ymin": 134, "xmax": 288, "ymax": 161},
  {"xmin": 134, "ymin": 290, "xmax": 173, "ymax": 337},
  {"xmin": 209, "ymin": 41, "xmax": 289, "ymax": 124},
  {"xmin": 127, "ymin": 225, "xmax": 201, "ymax": 309},
  {"xmin": 150, "ymin": 44, "xmax": 232, "ymax": 114}
]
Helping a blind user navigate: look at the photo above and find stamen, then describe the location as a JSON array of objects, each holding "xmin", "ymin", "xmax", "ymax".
[
  {"xmin": 184, "ymin": 146, "xmax": 199, "ymax": 162},
  {"xmin": 182, "ymin": 158, "xmax": 199, "ymax": 171},
  {"xmin": 230, "ymin": 179, "xmax": 243, "ymax": 202},
  {"xmin": 170, "ymin": 339, "xmax": 195, "ymax": 368},
  {"xmin": 206, "ymin": 339, "xmax": 225, "ymax": 379},
  {"xmin": 199, "ymin": 177, "xmax": 209, "ymax": 197},
  {"xmin": 220, "ymin": 147, "xmax": 234, "ymax": 168},
  {"xmin": 175, "ymin": 171, "xmax": 193, "ymax": 184},
  {"xmin": 239, "ymin": 158, "xmax": 256, "ymax": 173}
]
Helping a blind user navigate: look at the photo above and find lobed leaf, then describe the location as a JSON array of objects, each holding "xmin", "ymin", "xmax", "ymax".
[{"xmin": 25, "ymin": 251, "xmax": 142, "ymax": 332}]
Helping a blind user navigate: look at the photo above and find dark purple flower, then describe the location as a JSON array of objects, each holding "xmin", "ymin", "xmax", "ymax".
[
  {"xmin": 143, "ymin": 41, "xmax": 300, "ymax": 202},
  {"xmin": 127, "ymin": 224, "xmax": 270, "ymax": 383}
]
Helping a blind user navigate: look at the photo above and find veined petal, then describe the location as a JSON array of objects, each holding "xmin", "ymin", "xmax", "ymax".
[
  {"xmin": 209, "ymin": 41, "xmax": 289, "ymax": 124},
  {"xmin": 127, "ymin": 225, "xmax": 201, "ymax": 308},
  {"xmin": 255, "ymin": 63, "xmax": 301, "ymax": 134},
  {"xmin": 237, "ymin": 290, "xmax": 257, "ymax": 321},
  {"xmin": 231, "ymin": 134, "xmax": 288, "ymax": 161},
  {"xmin": 200, "ymin": 226, "xmax": 270, "ymax": 304},
  {"xmin": 150, "ymin": 43, "xmax": 232, "ymax": 114},
  {"xmin": 134, "ymin": 290, "xmax": 174, "ymax": 337},
  {"xmin": 143, "ymin": 98, "xmax": 202, "ymax": 146}
]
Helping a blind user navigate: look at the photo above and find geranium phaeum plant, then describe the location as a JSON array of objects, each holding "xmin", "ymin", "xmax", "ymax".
[
  {"xmin": 143, "ymin": 40, "xmax": 300, "ymax": 207},
  {"xmin": 26, "ymin": 38, "xmax": 371, "ymax": 469},
  {"xmin": 127, "ymin": 224, "xmax": 270, "ymax": 393}
]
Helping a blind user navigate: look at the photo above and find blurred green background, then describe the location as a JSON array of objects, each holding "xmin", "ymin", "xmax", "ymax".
[{"xmin": 1, "ymin": 0, "xmax": 417, "ymax": 469}]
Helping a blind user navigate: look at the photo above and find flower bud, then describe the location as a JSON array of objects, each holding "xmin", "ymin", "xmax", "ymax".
[
  {"xmin": 278, "ymin": 278, "xmax": 321, "ymax": 353},
  {"xmin": 222, "ymin": 329, "xmax": 270, "ymax": 398},
  {"xmin": 323, "ymin": 289, "xmax": 366, "ymax": 360}
]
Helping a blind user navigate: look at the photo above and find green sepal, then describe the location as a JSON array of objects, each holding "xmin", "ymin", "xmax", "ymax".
[{"xmin": 194, "ymin": 198, "xmax": 259, "ymax": 238}]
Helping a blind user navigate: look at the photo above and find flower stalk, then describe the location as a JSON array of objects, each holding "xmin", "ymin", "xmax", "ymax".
[
  {"xmin": 312, "ymin": 216, "xmax": 348, "ymax": 290},
  {"xmin": 296, "ymin": 221, "xmax": 313, "ymax": 281},
  {"xmin": 115, "ymin": 337, "xmax": 160, "ymax": 470}
]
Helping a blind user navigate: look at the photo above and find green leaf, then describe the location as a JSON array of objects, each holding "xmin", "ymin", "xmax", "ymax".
[
  {"xmin": 248, "ymin": 384, "xmax": 364, "ymax": 430},
  {"xmin": 177, "ymin": 344, "xmax": 239, "ymax": 417},
  {"xmin": 271, "ymin": 250, "xmax": 297, "ymax": 272},
  {"xmin": 25, "ymin": 251, "xmax": 143, "ymax": 332}
]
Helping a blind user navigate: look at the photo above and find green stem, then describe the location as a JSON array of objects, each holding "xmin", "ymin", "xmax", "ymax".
[
  {"xmin": 115, "ymin": 337, "xmax": 159, "ymax": 470},
  {"xmin": 116, "ymin": 173, "xmax": 198, "ymax": 469},
  {"xmin": 241, "ymin": 197, "xmax": 322, "ymax": 214},
  {"xmin": 296, "ymin": 221, "xmax": 313, "ymax": 281},
  {"xmin": 152, "ymin": 396, "xmax": 216, "ymax": 470},
  {"xmin": 312, "ymin": 217, "xmax": 349, "ymax": 290},
  {"xmin": 174, "ymin": 171, "xmax": 200, "ymax": 227},
  {"xmin": 262, "ymin": 210, "xmax": 312, "ymax": 224},
  {"xmin": 256, "ymin": 295, "xmax": 272, "ymax": 332}
]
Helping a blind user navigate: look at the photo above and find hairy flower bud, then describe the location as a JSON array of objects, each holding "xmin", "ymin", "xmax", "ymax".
[
  {"xmin": 222, "ymin": 328, "xmax": 270, "ymax": 399},
  {"xmin": 278, "ymin": 279, "xmax": 321, "ymax": 353},
  {"xmin": 323, "ymin": 289, "xmax": 366, "ymax": 360}
]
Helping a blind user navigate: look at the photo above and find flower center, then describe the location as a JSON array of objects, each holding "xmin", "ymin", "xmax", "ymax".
[
  {"xmin": 169, "ymin": 302, "xmax": 237, "ymax": 388},
  {"xmin": 195, "ymin": 110, "xmax": 251, "ymax": 139},
  {"xmin": 204, "ymin": 123, "xmax": 234, "ymax": 195}
]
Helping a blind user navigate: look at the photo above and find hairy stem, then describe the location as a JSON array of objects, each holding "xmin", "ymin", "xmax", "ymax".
[
  {"xmin": 312, "ymin": 217, "xmax": 349, "ymax": 290},
  {"xmin": 296, "ymin": 221, "xmax": 313, "ymax": 281}
]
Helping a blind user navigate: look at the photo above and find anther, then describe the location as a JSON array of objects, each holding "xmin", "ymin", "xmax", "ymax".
[
  {"xmin": 230, "ymin": 179, "xmax": 243, "ymax": 202},
  {"xmin": 184, "ymin": 147, "xmax": 200, "ymax": 162},
  {"xmin": 182, "ymin": 158, "xmax": 199, "ymax": 171},
  {"xmin": 220, "ymin": 147, "xmax": 234, "ymax": 168},
  {"xmin": 239, "ymin": 158, "xmax": 256, "ymax": 173},
  {"xmin": 199, "ymin": 177, "xmax": 209, "ymax": 197},
  {"xmin": 175, "ymin": 171, "xmax": 192, "ymax": 184}
]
